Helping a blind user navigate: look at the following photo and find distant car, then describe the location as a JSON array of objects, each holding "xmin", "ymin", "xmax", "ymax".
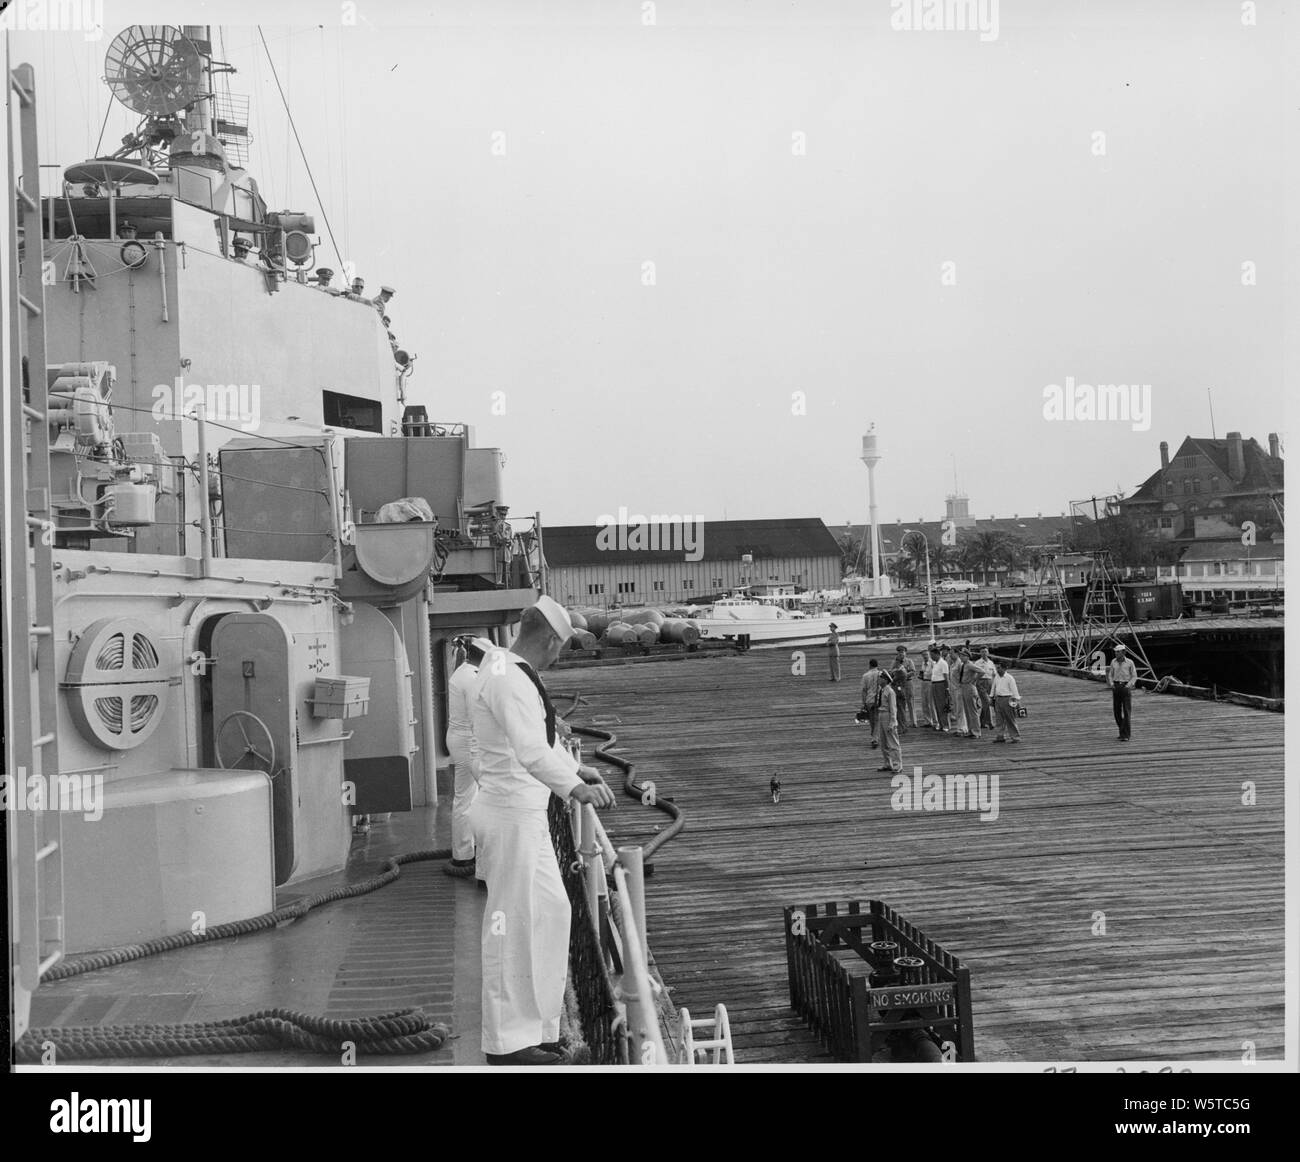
[
  {"xmin": 1008, "ymin": 577, "xmax": 1029, "ymax": 587},
  {"xmin": 937, "ymin": 579, "xmax": 979, "ymax": 592}
]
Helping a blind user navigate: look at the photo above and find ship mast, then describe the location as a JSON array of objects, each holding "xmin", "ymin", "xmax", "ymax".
[{"xmin": 183, "ymin": 25, "xmax": 215, "ymax": 142}]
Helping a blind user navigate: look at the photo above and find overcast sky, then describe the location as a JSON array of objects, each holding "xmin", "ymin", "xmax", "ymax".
[{"xmin": 8, "ymin": 0, "xmax": 1288, "ymax": 527}]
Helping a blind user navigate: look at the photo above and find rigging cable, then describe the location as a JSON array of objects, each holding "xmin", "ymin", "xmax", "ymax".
[{"xmin": 257, "ymin": 25, "xmax": 346, "ymax": 273}]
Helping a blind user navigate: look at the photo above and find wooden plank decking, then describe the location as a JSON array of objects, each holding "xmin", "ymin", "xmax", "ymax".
[{"xmin": 548, "ymin": 651, "xmax": 1285, "ymax": 1064}]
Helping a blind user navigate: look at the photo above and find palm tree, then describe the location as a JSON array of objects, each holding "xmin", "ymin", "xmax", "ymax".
[
  {"xmin": 887, "ymin": 554, "xmax": 916, "ymax": 590},
  {"xmin": 901, "ymin": 531, "xmax": 929, "ymax": 577},
  {"xmin": 964, "ymin": 531, "xmax": 1012, "ymax": 573},
  {"xmin": 929, "ymin": 542, "xmax": 959, "ymax": 579}
]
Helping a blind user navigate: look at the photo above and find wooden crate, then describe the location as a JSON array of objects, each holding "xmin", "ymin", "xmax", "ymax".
[{"xmin": 784, "ymin": 899, "xmax": 975, "ymax": 1062}]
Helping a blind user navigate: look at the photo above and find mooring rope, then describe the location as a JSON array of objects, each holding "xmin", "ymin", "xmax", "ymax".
[
  {"xmin": 15, "ymin": 1008, "xmax": 451, "ymax": 1062},
  {"xmin": 19, "ymin": 848, "xmax": 453, "ymax": 1060}
]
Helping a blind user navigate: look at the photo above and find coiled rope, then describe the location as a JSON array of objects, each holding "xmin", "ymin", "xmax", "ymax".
[
  {"xmin": 20, "ymin": 848, "xmax": 453, "ymax": 1060},
  {"xmin": 15, "ymin": 1008, "xmax": 451, "ymax": 1062}
]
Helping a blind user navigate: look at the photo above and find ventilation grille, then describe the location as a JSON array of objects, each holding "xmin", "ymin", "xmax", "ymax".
[{"xmin": 64, "ymin": 618, "xmax": 171, "ymax": 751}]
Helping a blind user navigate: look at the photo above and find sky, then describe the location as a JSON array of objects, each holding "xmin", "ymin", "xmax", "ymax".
[{"xmin": 5, "ymin": 0, "xmax": 1289, "ymax": 528}]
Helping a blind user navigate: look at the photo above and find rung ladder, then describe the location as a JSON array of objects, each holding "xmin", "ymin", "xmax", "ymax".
[
  {"xmin": 5, "ymin": 58, "xmax": 65, "ymax": 1041},
  {"xmin": 677, "ymin": 1004, "xmax": 735, "ymax": 1065}
]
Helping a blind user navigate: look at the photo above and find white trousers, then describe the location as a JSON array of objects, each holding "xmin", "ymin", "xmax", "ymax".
[
  {"xmin": 469, "ymin": 800, "xmax": 570, "ymax": 1055},
  {"xmin": 451, "ymin": 762, "xmax": 478, "ymax": 861}
]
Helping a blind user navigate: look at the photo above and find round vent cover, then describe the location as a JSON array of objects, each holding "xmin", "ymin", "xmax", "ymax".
[{"xmin": 64, "ymin": 618, "xmax": 170, "ymax": 750}]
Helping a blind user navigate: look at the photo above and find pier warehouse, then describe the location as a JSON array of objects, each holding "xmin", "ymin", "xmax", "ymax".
[{"xmin": 542, "ymin": 518, "xmax": 842, "ymax": 605}]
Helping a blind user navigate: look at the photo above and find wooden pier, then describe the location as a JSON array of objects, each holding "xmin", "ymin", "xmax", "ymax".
[{"xmin": 548, "ymin": 651, "xmax": 1285, "ymax": 1063}]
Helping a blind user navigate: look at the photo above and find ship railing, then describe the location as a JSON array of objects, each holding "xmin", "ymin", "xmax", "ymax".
[{"xmin": 548, "ymin": 796, "xmax": 668, "ymax": 1066}]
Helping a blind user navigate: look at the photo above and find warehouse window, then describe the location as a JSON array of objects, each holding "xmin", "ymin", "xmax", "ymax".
[
  {"xmin": 1158, "ymin": 517, "xmax": 1173, "ymax": 529},
  {"xmin": 587, "ymin": 584, "xmax": 605, "ymax": 595},
  {"xmin": 682, "ymin": 579, "xmax": 695, "ymax": 590},
  {"xmin": 711, "ymin": 578, "xmax": 723, "ymax": 587},
  {"xmin": 617, "ymin": 581, "xmax": 636, "ymax": 595},
  {"xmin": 652, "ymin": 580, "xmax": 665, "ymax": 591}
]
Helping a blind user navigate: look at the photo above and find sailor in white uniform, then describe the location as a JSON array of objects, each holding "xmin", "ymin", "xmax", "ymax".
[
  {"xmin": 468, "ymin": 596, "xmax": 616, "ymax": 1065},
  {"xmin": 443, "ymin": 636, "xmax": 493, "ymax": 879}
]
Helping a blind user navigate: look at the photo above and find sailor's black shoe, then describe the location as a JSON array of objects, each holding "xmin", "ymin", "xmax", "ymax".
[{"xmin": 485, "ymin": 1045, "xmax": 564, "ymax": 1066}]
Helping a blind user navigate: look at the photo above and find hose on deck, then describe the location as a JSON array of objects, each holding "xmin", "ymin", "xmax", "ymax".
[
  {"xmin": 561, "ymin": 693, "xmax": 684, "ymax": 862},
  {"xmin": 41, "ymin": 847, "xmax": 452, "ymax": 982}
]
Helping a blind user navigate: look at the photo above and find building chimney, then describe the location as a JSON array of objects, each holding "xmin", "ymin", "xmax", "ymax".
[
  {"xmin": 1159, "ymin": 440, "xmax": 1169, "ymax": 470},
  {"xmin": 1227, "ymin": 431, "xmax": 1245, "ymax": 481},
  {"xmin": 1269, "ymin": 432, "xmax": 1280, "ymax": 459}
]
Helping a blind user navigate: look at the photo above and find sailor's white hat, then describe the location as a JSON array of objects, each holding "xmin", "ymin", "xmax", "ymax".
[{"xmin": 533, "ymin": 595, "xmax": 576, "ymax": 642}]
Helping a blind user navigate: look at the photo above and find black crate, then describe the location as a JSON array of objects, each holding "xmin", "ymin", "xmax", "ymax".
[{"xmin": 784, "ymin": 899, "xmax": 974, "ymax": 1062}]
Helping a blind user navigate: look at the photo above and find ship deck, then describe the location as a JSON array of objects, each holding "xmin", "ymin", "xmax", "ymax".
[
  {"xmin": 25, "ymin": 803, "xmax": 488, "ymax": 1068},
  {"xmin": 547, "ymin": 649, "xmax": 1286, "ymax": 1063}
]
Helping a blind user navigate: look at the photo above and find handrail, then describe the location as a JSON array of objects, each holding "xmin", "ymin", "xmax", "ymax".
[
  {"xmin": 552, "ymin": 693, "xmax": 684, "ymax": 1063},
  {"xmin": 561, "ymin": 800, "xmax": 668, "ymax": 1067}
]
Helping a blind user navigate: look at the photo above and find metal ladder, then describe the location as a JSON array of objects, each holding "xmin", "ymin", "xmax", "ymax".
[
  {"xmin": 677, "ymin": 1004, "xmax": 735, "ymax": 1065},
  {"xmin": 5, "ymin": 59, "xmax": 65, "ymax": 1040},
  {"xmin": 1076, "ymin": 550, "xmax": 1155, "ymax": 678},
  {"xmin": 1015, "ymin": 555, "xmax": 1077, "ymax": 667}
]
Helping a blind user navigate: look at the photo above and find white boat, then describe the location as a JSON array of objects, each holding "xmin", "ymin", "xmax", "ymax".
[{"xmin": 691, "ymin": 592, "xmax": 844, "ymax": 643}]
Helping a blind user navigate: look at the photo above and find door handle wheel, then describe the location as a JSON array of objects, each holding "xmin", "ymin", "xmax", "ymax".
[{"xmin": 215, "ymin": 709, "xmax": 277, "ymax": 776}]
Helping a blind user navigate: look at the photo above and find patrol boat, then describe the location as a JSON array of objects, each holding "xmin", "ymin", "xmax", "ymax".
[{"xmin": 4, "ymin": 27, "xmax": 685, "ymax": 1067}]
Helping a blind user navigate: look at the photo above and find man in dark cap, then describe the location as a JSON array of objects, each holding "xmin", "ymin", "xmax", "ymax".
[
  {"xmin": 827, "ymin": 623, "xmax": 841, "ymax": 682},
  {"xmin": 957, "ymin": 646, "xmax": 983, "ymax": 739},
  {"xmin": 928, "ymin": 646, "xmax": 950, "ymax": 732},
  {"xmin": 875, "ymin": 672, "xmax": 902, "ymax": 773},
  {"xmin": 892, "ymin": 644, "xmax": 916, "ymax": 732}
]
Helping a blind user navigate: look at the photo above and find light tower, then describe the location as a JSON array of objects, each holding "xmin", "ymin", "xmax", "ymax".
[{"xmin": 860, "ymin": 426, "xmax": 883, "ymax": 597}]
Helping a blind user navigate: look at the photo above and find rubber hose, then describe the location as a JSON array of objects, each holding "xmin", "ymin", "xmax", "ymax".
[{"xmin": 560, "ymin": 692, "xmax": 684, "ymax": 860}]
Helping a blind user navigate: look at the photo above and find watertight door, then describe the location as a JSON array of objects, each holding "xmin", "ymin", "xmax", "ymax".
[
  {"xmin": 211, "ymin": 614, "xmax": 295, "ymax": 884},
  {"xmin": 340, "ymin": 603, "xmax": 415, "ymax": 812}
]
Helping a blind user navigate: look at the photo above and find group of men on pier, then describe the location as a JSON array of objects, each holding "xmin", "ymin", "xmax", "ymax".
[
  {"xmin": 846, "ymin": 641, "xmax": 1025, "ymax": 772},
  {"xmin": 831, "ymin": 630, "xmax": 1141, "ymax": 767}
]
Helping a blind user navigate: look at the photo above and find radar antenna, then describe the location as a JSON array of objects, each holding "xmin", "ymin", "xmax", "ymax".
[{"xmin": 104, "ymin": 25, "xmax": 204, "ymax": 117}]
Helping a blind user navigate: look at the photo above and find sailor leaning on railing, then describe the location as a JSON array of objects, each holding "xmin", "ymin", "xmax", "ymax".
[{"xmin": 467, "ymin": 596, "xmax": 616, "ymax": 1066}]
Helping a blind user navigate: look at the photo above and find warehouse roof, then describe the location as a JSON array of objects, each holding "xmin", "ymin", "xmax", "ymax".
[{"xmin": 542, "ymin": 517, "xmax": 841, "ymax": 567}]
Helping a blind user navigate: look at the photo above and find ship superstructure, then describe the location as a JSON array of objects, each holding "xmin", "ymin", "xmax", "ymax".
[{"xmin": 5, "ymin": 26, "xmax": 544, "ymax": 1034}]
